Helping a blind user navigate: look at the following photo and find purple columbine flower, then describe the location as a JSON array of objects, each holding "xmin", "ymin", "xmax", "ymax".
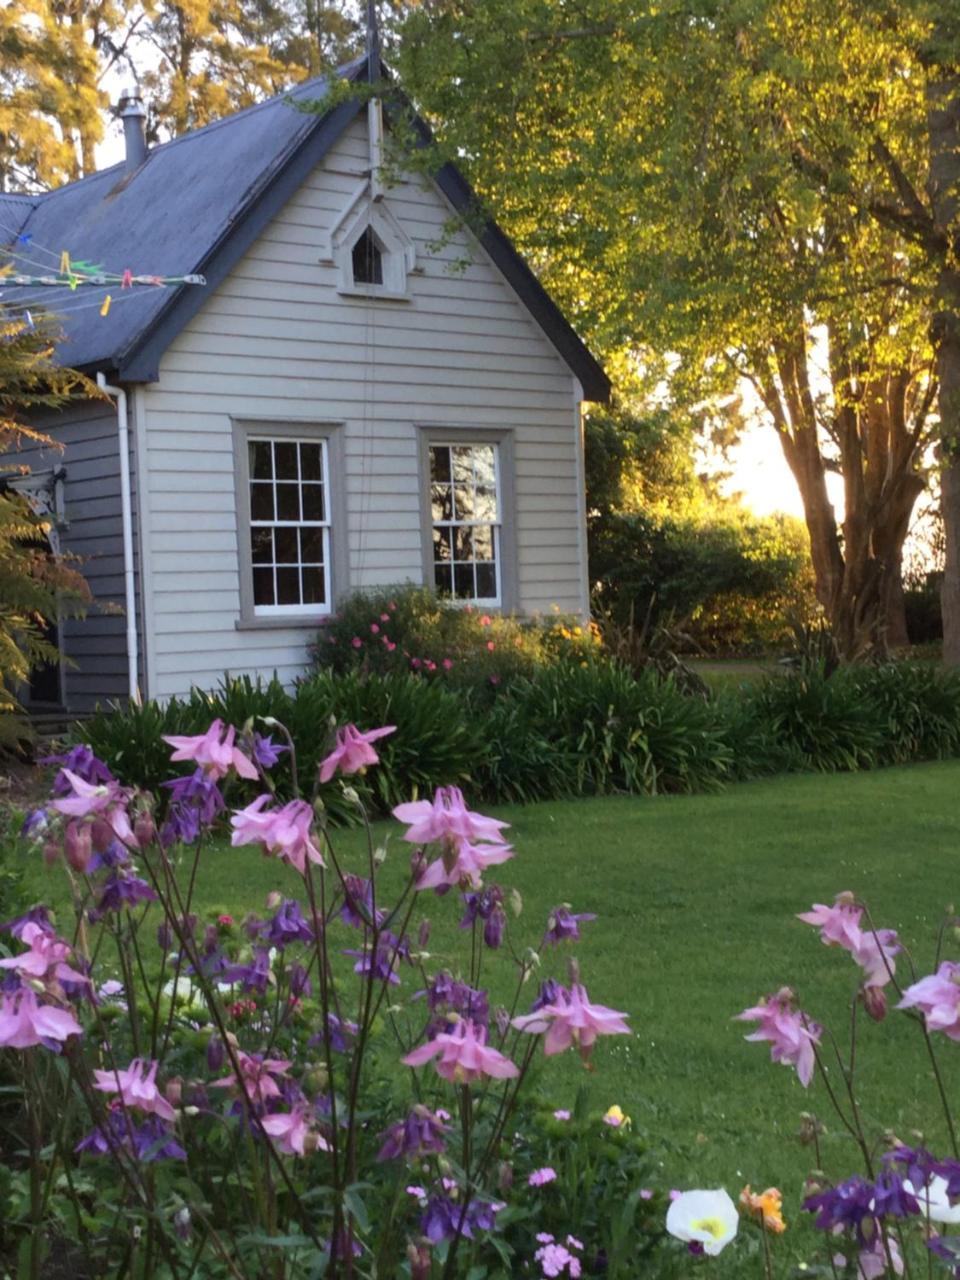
[
  {"xmin": 88, "ymin": 839, "xmax": 132, "ymax": 873},
  {"xmin": 460, "ymin": 887, "xmax": 506, "ymax": 949},
  {"xmin": 161, "ymin": 769, "xmax": 225, "ymax": 846},
  {"xmin": 20, "ymin": 808, "xmax": 49, "ymax": 839},
  {"xmin": 340, "ymin": 875, "xmax": 386, "ymax": 929},
  {"xmin": 289, "ymin": 963, "xmax": 312, "ymax": 998},
  {"xmin": 531, "ymin": 978, "xmax": 568, "ymax": 1012},
  {"xmin": 872, "ymin": 1169, "xmax": 921, "ymax": 1219},
  {"xmin": 222, "ymin": 948, "xmax": 272, "ymax": 994},
  {"xmin": 422, "ymin": 971, "xmax": 489, "ymax": 1034},
  {"xmin": 251, "ymin": 732, "xmax": 287, "ymax": 770},
  {"xmin": 377, "ymin": 1105, "xmax": 448, "ymax": 1161},
  {"xmin": 309, "ymin": 1012, "xmax": 357, "ymax": 1055},
  {"xmin": 262, "ymin": 898, "xmax": 313, "ymax": 948},
  {"xmin": 2, "ymin": 905, "xmax": 52, "ymax": 938},
  {"xmin": 345, "ymin": 931, "xmax": 410, "ymax": 984},
  {"xmin": 928, "ymin": 1234, "xmax": 960, "ymax": 1276},
  {"xmin": 803, "ymin": 1176, "xmax": 879, "ymax": 1246},
  {"xmin": 89, "ymin": 874, "xmax": 157, "ymax": 921},
  {"xmin": 42, "ymin": 745, "xmax": 115, "ymax": 795},
  {"xmin": 543, "ymin": 905, "xmax": 596, "ymax": 947},
  {"xmin": 76, "ymin": 1109, "xmax": 184, "ymax": 1162},
  {"xmin": 421, "ymin": 1194, "xmax": 502, "ymax": 1242}
]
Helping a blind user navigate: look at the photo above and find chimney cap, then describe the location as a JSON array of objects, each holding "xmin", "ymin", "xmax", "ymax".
[{"xmin": 119, "ymin": 86, "xmax": 146, "ymax": 118}]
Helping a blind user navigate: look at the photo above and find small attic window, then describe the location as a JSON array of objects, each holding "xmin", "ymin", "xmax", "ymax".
[{"xmin": 351, "ymin": 226, "xmax": 384, "ymax": 286}]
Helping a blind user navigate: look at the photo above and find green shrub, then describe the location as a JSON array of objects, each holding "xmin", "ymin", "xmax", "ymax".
[
  {"xmin": 844, "ymin": 662, "xmax": 960, "ymax": 764},
  {"xmin": 313, "ymin": 583, "xmax": 599, "ymax": 693}
]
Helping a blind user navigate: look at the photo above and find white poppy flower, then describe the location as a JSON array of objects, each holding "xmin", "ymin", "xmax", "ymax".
[
  {"xmin": 906, "ymin": 1175, "xmax": 960, "ymax": 1225},
  {"xmin": 666, "ymin": 1188, "xmax": 739, "ymax": 1256}
]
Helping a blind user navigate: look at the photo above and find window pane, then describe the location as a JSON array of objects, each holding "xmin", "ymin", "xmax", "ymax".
[
  {"xmin": 300, "ymin": 443, "xmax": 322, "ymax": 481},
  {"xmin": 302, "ymin": 565, "xmax": 325, "ymax": 604},
  {"xmin": 472, "ymin": 525, "xmax": 493, "ymax": 559},
  {"xmin": 475, "ymin": 562, "xmax": 497, "ymax": 600},
  {"xmin": 454, "ymin": 563, "xmax": 474, "ymax": 598},
  {"xmin": 452, "ymin": 447, "xmax": 473, "ymax": 483},
  {"xmin": 251, "ymin": 483, "xmax": 274, "ymax": 521},
  {"xmin": 275, "ymin": 442, "xmax": 298, "ymax": 480},
  {"xmin": 352, "ymin": 227, "xmax": 384, "ymax": 285},
  {"xmin": 431, "ymin": 484, "xmax": 452, "ymax": 522},
  {"xmin": 275, "ymin": 527, "xmax": 298, "ymax": 564},
  {"xmin": 434, "ymin": 562, "xmax": 452, "ymax": 595},
  {"xmin": 454, "ymin": 526, "xmax": 474, "ymax": 559},
  {"xmin": 253, "ymin": 567, "xmax": 275, "ymax": 606},
  {"xmin": 276, "ymin": 484, "xmax": 300, "ymax": 521},
  {"xmin": 433, "ymin": 526, "xmax": 452, "ymax": 561},
  {"xmin": 453, "ymin": 484, "xmax": 474, "ymax": 520},
  {"xmin": 250, "ymin": 440, "xmax": 273, "ymax": 480},
  {"xmin": 301, "ymin": 484, "xmax": 325, "ymax": 522},
  {"xmin": 277, "ymin": 566, "xmax": 300, "ymax": 605},
  {"xmin": 473, "ymin": 487, "xmax": 497, "ymax": 522},
  {"xmin": 430, "ymin": 446, "xmax": 452, "ymax": 484},
  {"xmin": 251, "ymin": 527, "xmax": 273, "ymax": 565},
  {"xmin": 300, "ymin": 526, "xmax": 323, "ymax": 563},
  {"xmin": 473, "ymin": 446, "xmax": 496, "ymax": 488}
]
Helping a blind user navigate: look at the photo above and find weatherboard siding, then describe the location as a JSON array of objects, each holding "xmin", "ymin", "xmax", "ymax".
[
  {"xmin": 7, "ymin": 401, "xmax": 139, "ymax": 713},
  {"xmin": 140, "ymin": 115, "xmax": 587, "ymax": 700}
]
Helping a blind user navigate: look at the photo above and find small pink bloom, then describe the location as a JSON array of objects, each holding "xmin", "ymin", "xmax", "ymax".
[
  {"xmin": 402, "ymin": 1019, "xmax": 519, "ymax": 1085},
  {"xmin": 261, "ymin": 1103, "xmax": 327, "ymax": 1156},
  {"xmin": 528, "ymin": 1166, "xmax": 557, "ymax": 1186},
  {"xmin": 93, "ymin": 1058, "xmax": 176, "ymax": 1121},
  {"xmin": 443, "ymin": 658, "xmax": 454, "ymax": 670},
  {"xmin": 393, "ymin": 785, "xmax": 510, "ymax": 848},
  {"xmin": 480, "ymin": 615, "xmax": 492, "ymax": 626},
  {"xmin": 852, "ymin": 928, "xmax": 900, "ymax": 988},
  {"xmin": 386, "ymin": 641, "xmax": 396, "ymax": 652},
  {"xmin": 318, "ymin": 723, "xmax": 396, "ymax": 783},
  {"xmin": 380, "ymin": 612, "xmax": 390, "ymax": 622},
  {"xmin": 0, "ymin": 921, "xmax": 89, "ymax": 991},
  {"xmin": 352, "ymin": 636, "xmax": 363, "ymax": 648},
  {"xmin": 513, "ymin": 982, "xmax": 630, "ymax": 1062},
  {"xmin": 49, "ymin": 771, "xmax": 137, "ymax": 847},
  {"xmin": 640, "ymin": 1189, "xmax": 653, "ymax": 1200},
  {"xmin": 211, "ymin": 1051, "xmax": 292, "ymax": 1105},
  {"xmin": 411, "ymin": 657, "xmax": 422, "ymax": 669},
  {"xmin": 486, "ymin": 641, "xmax": 495, "ymax": 652},
  {"xmin": 553, "ymin": 1109, "xmax": 570, "ymax": 1121},
  {"xmin": 416, "ymin": 839, "xmax": 514, "ymax": 891},
  {"xmin": 735, "ymin": 987, "xmax": 822, "ymax": 1087},
  {"xmin": 163, "ymin": 719, "xmax": 258, "ymax": 782},
  {"xmin": 371, "ymin": 623, "xmax": 380, "ymax": 634},
  {"xmin": 0, "ymin": 987, "xmax": 83, "ymax": 1048},
  {"xmin": 230, "ymin": 796, "xmax": 325, "ymax": 873},
  {"xmin": 797, "ymin": 893, "xmax": 863, "ymax": 951},
  {"xmin": 898, "ymin": 962, "xmax": 960, "ymax": 1038}
]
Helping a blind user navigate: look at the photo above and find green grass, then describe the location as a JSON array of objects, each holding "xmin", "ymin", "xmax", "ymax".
[{"xmin": 15, "ymin": 761, "xmax": 960, "ymax": 1266}]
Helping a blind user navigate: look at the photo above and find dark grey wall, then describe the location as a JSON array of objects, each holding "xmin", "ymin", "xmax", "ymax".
[{"xmin": 5, "ymin": 399, "xmax": 140, "ymax": 715}]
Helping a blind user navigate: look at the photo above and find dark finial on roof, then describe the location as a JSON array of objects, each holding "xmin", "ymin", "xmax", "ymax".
[{"xmin": 365, "ymin": 0, "xmax": 381, "ymax": 82}]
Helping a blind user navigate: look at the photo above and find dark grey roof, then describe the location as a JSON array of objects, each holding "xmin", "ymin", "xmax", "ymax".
[{"xmin": 0, "ymin": 53, "xmax": 610, "ymax": 401}]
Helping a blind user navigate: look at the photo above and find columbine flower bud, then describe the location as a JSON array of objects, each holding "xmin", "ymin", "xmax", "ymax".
[
  {"xmin": 206, "ymin": 1036, "xmax": 225, "ymax": 1072},
  {"xmin": 497, "ymin": 1161, "xmax": 513, "ymax": 1192},
  {"xmin": 42, "ymin": 839, "xmax": 60, "ymax": 866},
  {"xmin": 265, "ymin": 891, "xmax": 282, "ymax": 910},
  {"xmin": 64, "ymin": 820, "xmax": 93, "ymax": 872},
  {"xmin": 418, "ymin": 919, "xmax": 431, "ymax": 948},
  {"xmin": 410, "ymin": 850, "xmax": 427, "ymax": 880},
  {"xmin": 407, "ymin": 1242, "xmax": 431, "ymax": 1280},
  {"xmin": 183, "ymin": 1106, "xmax": 200, "ymax": 1117},
  {"xmin": 133, "ymin": 809, "xmax": 156, "ymax": 846},
  {"xmin": 863, "ymin": 985, "xmax": 887, "ymax": 1022},
  {"xmin": 341, "ymin": 785, "xmax": 360, "ymax": 805},
  {"xmin": 173, "ymin": 1207, "xmax": 191, "ymax": 1241},
  {"xmin": 165, "ymin": 1077, "xmax": 183, "ymax": 1107},
  {"xmin": 373, "ymin": 844, "xmax": 387, "ymax": 865},
  {"xmin": 508, "ymin": 888, "xmax": 523, "ymax": 918},
  {"xmin": 305, "ymin": 1066, "xmax": 329, "ymax": 1094},
  {"xmin": 157, "ymin": 920, "xmax": 174, "ymax": 950}
]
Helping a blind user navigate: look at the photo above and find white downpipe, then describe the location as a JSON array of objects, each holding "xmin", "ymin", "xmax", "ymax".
[{"xmin": 96, "ymin": 373, "xmax": 140, "ymax": 704}]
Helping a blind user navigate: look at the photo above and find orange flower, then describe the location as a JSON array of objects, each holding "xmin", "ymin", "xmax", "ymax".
[{"xmin": 739, "ymin": 1185, "xmax": 786, "ymax": 1234}]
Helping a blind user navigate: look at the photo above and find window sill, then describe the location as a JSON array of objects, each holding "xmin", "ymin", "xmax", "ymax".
[
  {"xmin": 235, "ymin": 616, "xmax": 326, "ymax": 632},
  {"xmin": 336, "ymin": 286, "xmax": 410, "ymax": 303}
]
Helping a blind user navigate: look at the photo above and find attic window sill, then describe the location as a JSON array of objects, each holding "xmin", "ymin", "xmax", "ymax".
[
  {"xmin": 235, "ymin": 616, "xmax": 323, "ymax": 632},
  {"xmin": 336, "ymin": 286, "xmax": 410, "ymax": 303}
]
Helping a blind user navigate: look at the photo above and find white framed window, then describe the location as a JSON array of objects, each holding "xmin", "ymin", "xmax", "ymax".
[
  {"xmin": 429, "ymin": 442, "xmax": 502, "ymax": 605},
  {"xmin": 247, "ymin": 436, "xmax": 331, "ymax": 617}
]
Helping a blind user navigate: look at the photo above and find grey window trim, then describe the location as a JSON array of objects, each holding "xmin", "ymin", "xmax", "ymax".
[
  {"xmin": 232, "ymin": 418, "xmax": 348, "ymax": 631},
  {"xmin": 416, "ymin": 425, "xmax": 518, "ymax": 613}
]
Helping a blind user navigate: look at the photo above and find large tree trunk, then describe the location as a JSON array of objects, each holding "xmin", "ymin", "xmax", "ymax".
[{"xmin": 928, "ymin": 60, "xmax": 960, "ymax": 663}]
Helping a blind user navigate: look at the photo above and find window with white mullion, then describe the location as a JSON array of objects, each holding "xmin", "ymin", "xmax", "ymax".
[
  {"xmin": 249, "ymin": 436, "xmax": 331, "ymax": 615},
  {"xmin": 429, "ymin": 442, "xmax": 501, "ymax": 605}
]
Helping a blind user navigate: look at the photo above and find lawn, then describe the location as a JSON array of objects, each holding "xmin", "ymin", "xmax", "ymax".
[{"xmin": 15, "ymin": 759, "xmax": 960, "ymax": 1266}]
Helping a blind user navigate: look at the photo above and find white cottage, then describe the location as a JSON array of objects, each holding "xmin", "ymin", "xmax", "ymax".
[{"xmin": 2, "ymin": 47, "xmax": 609, "ymax": 715}]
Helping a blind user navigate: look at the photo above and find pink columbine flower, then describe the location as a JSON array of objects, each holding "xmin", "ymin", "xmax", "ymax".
[
  {"xmin": 93, "ymin": 1058, "xmax": 176, "ymax": 1121},
  {"xmin": 393, "ymin": 785, "xmax": 510, "ymax": 848},
  {"xmin": 210, "ymin": 1051, "xmax": 292, "ymax": 1104},
  {"xmin": 162, "ymin": 719, "xmax": 258, "ymax": 782},
  {"xmin": 0, "ymin": 921, "xmax": 89, "ymax": 991},
  {"xmin": 0, "ymin": 987, "xmax": 83, "ymax": 1049},
  {"xmin": 318, "ymin": 723, "xmax": 396, "ymax": 783},
  {"xmin": 897, "ymin": 962, "xmax": 960, "ymax": 1038},
  {"xmin": 797, "ymin": 892, "xmax": 864, "ymax": 951},
  {"xmin": 513, "ymin": 982, "xmax": 631, "ymax": 1062},
  {"xmin": 261, "ymin": 1103, "xmax": 327, "ymax": 1156},
  {"xmin": 852, "ymin": 928, "xmax": 901, "ymax": 988},
  {"xmin": 48, "ymin": 770, "xmax": 137, "ymax": 847},
  {"xmin": 230, "ymin": 796, "xmax": 325, "ymax": 873},
  {"xmin": 415, "ymin": 839, "xmax": 515, "ymax": 892},
  {"xmin": 402, "ymin": 1019, "xmax": 519, "ymax": 1085},
  {"xmin": 735, "ymin": 987, "xmax": 822, "ymax": 1087},
  {"xmin": 528, "ymin": 1167, "xmax": 557, "ymax": 1187}
]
